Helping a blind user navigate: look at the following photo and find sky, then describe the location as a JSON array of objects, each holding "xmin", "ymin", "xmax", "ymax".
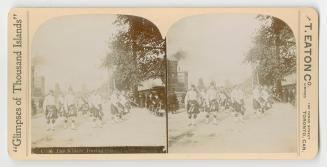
[
  {"xmin": 167, "ymin": 14, "xmax": 261, "ymax": 87},
  {"xmin": 32, "ymin": 14, "xmax": 261, "ymax": 92},
  {"xmin": 32, "ymin": 15, "xmax": 119, "ymax": 92}
]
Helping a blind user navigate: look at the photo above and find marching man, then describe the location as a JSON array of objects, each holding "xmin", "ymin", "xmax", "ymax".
[
  {"xmin": 43, "ymin": 90, "xmax": 58, "ymax": 131},
  {"xmin": 253, "ymin": 86, "xmax": 262, "ymax": 114},
  {"xmin": 205, "ymin": 82, "xmax": 219, "ymax": 125},
  {"xmin": 231, "ymin": 87, "xmax": 245, "ymax": 118},
  {"xmin": 218, "ymin": 89, "xmax": 227, "ymax": 111},
  {"xmin": 261, "ymin": 86, "xmax": 271, "ymax": 110},
  {"xmin": 57, "ymin": 93, "xmax": 65, "ymax": 117},
  {"xmin": 110, "ymin": 91, "xmax": 121, "ymax": 122},
  {"xmin": 90, "ymin": 91, "xmax": 104, "ymax": 127},
  {"xmin": 152, "ymin": 94, "xmax": 161, "ymax": 115},
  {"xmin": 184, "ymin": 85, "xmax": 199, "ymax": 127},
  {"xmin": 78, "ymin": 95, "xmax": 90, "ymax": 118},
  {"xmin": 119, "ymin": 91, "xmax": 130, "ymax": 115},
  {"xmin": 64, "ymin": 87, "xmax": 78, "ymax": 129},
  {"xmin": 199, "ymin": 89, "xmax": 207, "ymax": 112}
]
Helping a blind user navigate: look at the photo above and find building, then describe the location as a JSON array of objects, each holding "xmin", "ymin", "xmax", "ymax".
[
  {"xmin": 281, "ymin": 73, "xmax": 296, "ymax": 89},
  {"xmin": 167, "ymin": 60, "xmax": 188, "ymax": 92},
  {"xmin": 31, "ymin": 65, "xmax": 45, "ymax": 115},
  {"xmin": 167, "ymin": 60, "xmax": 188, "ymax": 110},
  {"xmin": 167, "ymin": 60, "xmax": 178, "ymax": 92},
  {"xmin": 137, "ymin": 79, "xmax": 165, "ymax": 109},
  {"xmin": 281, "ymin": 72, "xmax": 296, "ymax": 103},
  {"xmin": 177, "ymin": 71, "xmax": 188, "ymax": 92}
]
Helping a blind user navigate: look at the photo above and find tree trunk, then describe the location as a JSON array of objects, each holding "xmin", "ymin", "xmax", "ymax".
[
  {"xmin": 275, "ymin": 37, "xmax": 283, "ymax": 101},
  {"xmin": 275, "ymin": 79, "xmax": 282, "ymax": 101}
]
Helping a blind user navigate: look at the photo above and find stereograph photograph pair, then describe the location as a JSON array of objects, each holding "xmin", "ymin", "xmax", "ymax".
[{"xmin": 7, "ymin": 8, "xmax": 318, "ymax": 160}]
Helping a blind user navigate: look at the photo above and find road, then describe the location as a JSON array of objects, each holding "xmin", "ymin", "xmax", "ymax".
[
  {"xmin": 32, "ymin": 104, "xmax": 166, "ymax": 148},
  {"xmin": 168, "ymin": 102, "xmax": 297, "ymax": 153},
  {"xmin": 32, "ymin": 100, "xmax": 297, "ymax": 153}
]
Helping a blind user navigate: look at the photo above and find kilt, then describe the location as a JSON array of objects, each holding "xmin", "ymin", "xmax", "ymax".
[
  {"xmin": 117, "ymin": 102, "xmax": 125, "ymax": 112},
  {"xmin": 111, "ymin": 104, "xmax": 119, "ymax": 115},
  {"xmin": 208, "ymin": 100, "xmax": 219, "ymax": 112},
  {"xmin": 91, "ymin": 105, "xmax": 103, "ymax": 119},
  {"xmin": 123, "ymin": 103, "xmax": 131, "ymax": 114},
  {"xmin": 80, "ymin": 103, "xmax": 90, "ymax": 113},
  {"xmin": 253, "ymin": 99, "xmax": 261, "ymax": 110},
  {"xmin": 233, "ymin": 100, "xmax": 244, "ymax": 114},
  {"xmin": 45, "ymin": 105, "xmax": 58, "ymax": 120},
  {"xmin": 187, "ymin": 100, "xmax": 199, "ymax": 114},
  {"xmin": 65, "ymin": 105, "xmax": 77, "ymax": 117}
]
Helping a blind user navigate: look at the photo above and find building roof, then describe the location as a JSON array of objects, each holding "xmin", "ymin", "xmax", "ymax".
[
  {"xmin": 281, "ymin": 73, "xmax": 296, "ymax": 86},
  {"xmin": 138, "ymin": 78, "xmax": 164, "ymax": 91}
]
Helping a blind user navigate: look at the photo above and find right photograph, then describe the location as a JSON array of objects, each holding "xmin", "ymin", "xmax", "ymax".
[{"xmin": 166, "ymin": 14, "xmax": 297, "ymax": 153}]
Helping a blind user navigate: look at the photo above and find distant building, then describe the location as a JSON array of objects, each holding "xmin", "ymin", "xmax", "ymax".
[
  {"xmin": 137, "ymin": 79, "xmax": 165, "ymax": 108},
  {"xmin": 167, "ymin": 60, "xmax": 178, "ymax": 92},
  {"xmin": 167, "ymin": 60, "xmax": 188, "ymax": 92},
  {"xmin": 167, "ymin": 60, "xmax": 188, "ymax": 110},
  {"xmin": 281, "ymin": 72, "xmax": 296, "ymax": 103},
  {"xmin": 281, "ymin": 72, "xmax": 296, "ymax": 89},
  {"xmin": 31, "ymin": 65, "xmax": 45, "ymax": 115},
  {"xmin": 176, "ymin": 71, "xmax": 188, "ymax": 92}
]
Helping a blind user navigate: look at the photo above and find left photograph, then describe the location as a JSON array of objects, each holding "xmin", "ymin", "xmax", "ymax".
[{"xmin": 31, "ymin": 14, "xmax": 167, "ymax": 153}]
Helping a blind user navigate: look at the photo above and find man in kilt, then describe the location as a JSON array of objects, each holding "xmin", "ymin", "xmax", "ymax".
[
  {"xmin": 184, "ymin": 85, "xmax": 200, "ymax": 127},
  {"xmin": 168, "ymin": 90, "xmax": 178, "ymax": 114},
  {"xmin": 152, "ymin": 94, "xmax": 161, "ymax": 116},
  {"xmin": 231, "ymin": 87, "xmax": 246, "ymax": 117},
  {"xmin": 90, "ymin": 91, "xmax": 104, "ymax": 127},
  {"xmin": 262, "ymin": 86, "xmax": 272, "ymax": 110},
  {"xmin": 218, "ymin": 89, "xmax": 228, "ymax": 111},
  {"xmin": 253, "ymin": 86, "xmax": 263, "ymax": 114},
  {"xmin": 199, "ymin": 89, "xmax": 207, "ymax": 112},
  {"xmin": 64, "ymin": 88, "xmax": 78, "ymax": 129},
  {"xmin": 57, "ymin": 94, "xmax": 65, "ymax": 117},
  {"xmin": 110, "ymin": 91, "xmax": 121, "ymax": 121},
  {"xmin": 43, "ymin": 90, "xmax": 58, "ymax": 131},
  {"xmin": 146, "ymin": 93, "xmax": 153, "ymax": 111},
  {"xmin": 119, "ymin": 91, "xmax": 131, "ymax": 115},
  {"xmin": 205, "ymin": 82, "xmax": 219, "ymax": 125}
]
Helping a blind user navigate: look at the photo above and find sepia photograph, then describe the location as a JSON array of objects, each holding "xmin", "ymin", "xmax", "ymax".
[
  {"xmin": 167, "ymin": 14, "xmax": 297, "ymax": 153},
  {"xmin": 6, "ymin": 7, "xmax": 320, "ymax": 160},
  {"xmin": 31, "ymin": 14, "xmax": 167, "ymax": 153}
]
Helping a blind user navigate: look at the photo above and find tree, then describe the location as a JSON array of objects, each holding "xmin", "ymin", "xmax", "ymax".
[
  {"xmin": 245, "ymin": 15, "xmax": 296, "ymax": 97},
  {"xmin": 102, "ymin": 15, "xmax": 166, "ymax": 91}
]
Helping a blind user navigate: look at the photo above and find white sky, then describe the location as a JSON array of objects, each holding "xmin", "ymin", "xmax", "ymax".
[
  {"xmin": 32, "ymin": 14, "xmax": 261, "ymax": 92},
  {"xmin": 32, "ymin": 15, "xmax": 118, "ymax": 92},
  {"xmin": 167, "ymin": 14, "xmax": 260, "ymax": 87}
]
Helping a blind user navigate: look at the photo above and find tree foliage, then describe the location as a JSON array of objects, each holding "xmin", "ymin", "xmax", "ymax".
[
  {"xmin": 102, "ymin": 15, "xmax": 166, "ymax": 90},
  {"xmin": 246, "ymin": 15, "xmax": 296, "ymax": 89}
]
